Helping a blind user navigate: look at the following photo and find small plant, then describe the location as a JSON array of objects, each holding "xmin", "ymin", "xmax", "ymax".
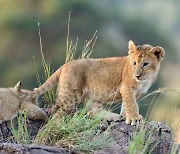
[
  {"xmin": 38, "ymin": 22, "xmax": 56, "ymax": 104},
  {"xmin": 80, "ymin": 30, "xmax": 97, "ymax": 59},
  {"xmin": 128, "ymin": 125, "xmax": 159, "ymax": 154},
  {"xmin": 66, "ymin": 12, "xmax": 97, "ymax": 62},
  {"xmin": 34, "ymin": 103, "xmax": 109, "ymax": 152},
  {"xmin": 32, "ymin": 23, "xmax": 56, "ymax": 105},
  {"xmin": 11, "ymin": 110, "xmax": 30, "ymax": 144},
  {"xmin": 65, "ymin": 12, "xmax": 77, "ymax": 63}
]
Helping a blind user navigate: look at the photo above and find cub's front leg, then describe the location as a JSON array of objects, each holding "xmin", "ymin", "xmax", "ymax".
[
  {"xmin": 120, "ymin": 103, "xmax": 126, "ymax": 120},
  {"xmin": 120, "ymin": 85, "xmax": 143, "ymax": 125},
  {"xmin": 21, "ymin": 102, "xmax": 48, "ymax": 122}
]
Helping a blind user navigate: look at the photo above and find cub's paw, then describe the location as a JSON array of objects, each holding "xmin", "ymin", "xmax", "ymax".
[
  {"xmin": 126, "ymin": 114, "xmax": 143, "ymax": 125},
  {"xmin": 103, "ymin": 112, "xmax": 121, "ymax": 122},
  {"xmin": 120, "ymin": 112, "xmax": 126, "ymax": 121}
]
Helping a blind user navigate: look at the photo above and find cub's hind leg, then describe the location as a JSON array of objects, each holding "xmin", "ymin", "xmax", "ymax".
[
  {"xmin": 51, "ymin": 72, "xmax": 83, "ymax": 118},
  {"xmin": 89, "ymin": 102, "xmax": 120, "ymax": 122},
  {"xmin": 51, "ymin": 92, "xmax": 80, "ymax": 119}
]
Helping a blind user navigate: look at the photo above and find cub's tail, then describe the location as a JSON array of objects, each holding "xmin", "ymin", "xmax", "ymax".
[{"xmin": 20, "ymin": 68, "xmax": 61, "ymax": 100}]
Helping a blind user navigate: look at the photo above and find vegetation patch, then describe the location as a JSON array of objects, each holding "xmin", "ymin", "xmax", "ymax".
[
  {"xmin": 11, "ymin": 110, "xmax": 31, "ymax": 144},
  {"xmin": 34, "ymin": 104, "xmax": 110, "ymax": 152},
  {"xmin": 128, "ymin": 124, "xmax": 159, "ymax": 154}
]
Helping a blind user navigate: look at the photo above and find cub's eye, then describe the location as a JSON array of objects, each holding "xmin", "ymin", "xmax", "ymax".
[
  {"xmin": 143, "ymin": 62, "xmax": 149, "ymax": 67},
  {"xmin": 137, "ymin": 46, "xmax": 142, "ymax": 50},
  {"xmin": 133, "ymin": 61, "xmax": 136, "ymax": 65}
]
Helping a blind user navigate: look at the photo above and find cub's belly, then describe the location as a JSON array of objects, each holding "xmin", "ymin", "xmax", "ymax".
[{"xmin": 83, "ymin": 87, "xmax": 122, "ymax": 104}]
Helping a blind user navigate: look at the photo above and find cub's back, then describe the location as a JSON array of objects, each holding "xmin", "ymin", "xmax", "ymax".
[
  {"xmin": 61, "ymin": 57, "xmax": 125, "ymax": 84},
  {"xmin": 58, "ymin": 58, "xmax": 125, "ymax": 102}
]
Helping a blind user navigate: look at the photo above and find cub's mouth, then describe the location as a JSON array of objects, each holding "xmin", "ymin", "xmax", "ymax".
[
  {"xmin": 135, "ymin": 78, "xmax": 146, "ymax": 82},
  {"xmin": 134, "ymin": 76, "xmax": 148, "ymax": 82}
]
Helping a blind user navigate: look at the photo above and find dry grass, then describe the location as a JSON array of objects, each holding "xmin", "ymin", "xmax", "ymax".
[
  {"xmin": 139, "ymin": 86, "xmax": 180, "ymax": 144},
  {"xmin": 65, "ymin": 11, "xmax": 97, "ymax": 63}
]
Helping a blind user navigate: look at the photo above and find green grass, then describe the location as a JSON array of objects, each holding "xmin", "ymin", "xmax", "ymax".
[
  {"xmin": 34, "ymin": 103, "xmax": 110, "ymax": 152},
  {"xmin": 128, "ymin": 125, "xmax": 159, "ymax": 154},
  {"xmin": 11, "ymin": 110, "xmax": 31, "ymax": 144}
]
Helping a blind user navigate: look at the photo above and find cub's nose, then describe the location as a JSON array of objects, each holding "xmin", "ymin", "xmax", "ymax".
[{"xmin": 136, "ymin": 75, "xmax": 141, "ymax": 79}]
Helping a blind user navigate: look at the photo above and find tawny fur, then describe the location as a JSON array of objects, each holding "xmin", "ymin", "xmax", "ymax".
[
  {"xmin": 0, "ymin": 82, "xmax": 48, "ymax": 124},
  {"xmin": 19, "ymin": 40, "xmax": 165, "ymax": 125}
]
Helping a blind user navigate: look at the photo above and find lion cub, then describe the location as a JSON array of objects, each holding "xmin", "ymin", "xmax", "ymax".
[
  {"xmin": 19, "ymin": 40, "xmax": 165, "ymax": 125},
  {"xmin": 0, "ymin": 82, "xmax": 48, "ymax": 124}
]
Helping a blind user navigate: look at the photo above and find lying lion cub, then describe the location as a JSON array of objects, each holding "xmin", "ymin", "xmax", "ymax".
[
  {"xmin": 19, "ymin": 40, "xmax": 165, "ymax": 125},
  {"xmin": 0, "ymin": 82, "xmax": 48, "ymax": 124}
]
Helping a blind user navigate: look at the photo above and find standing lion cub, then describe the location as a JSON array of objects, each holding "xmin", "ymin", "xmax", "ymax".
[
  {"xmin": 19, "ymin": 40, "xmax": 165, "ymax": 125},
  {"xmin": 0, "ymin": 82, "xmax": 48, "ymax": 124}
]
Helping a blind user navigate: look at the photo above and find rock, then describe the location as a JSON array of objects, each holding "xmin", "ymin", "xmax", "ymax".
[
  {"xmin": 0, "ymin": 116, "xmax": 177, "ymax": 154},
  {"xmin": 0, "ymin": 143, "xmax": 69, "ymax": 154},
  {"xmin": 93, "ymin": 121, "xmax": 174, "ymax": 154}
]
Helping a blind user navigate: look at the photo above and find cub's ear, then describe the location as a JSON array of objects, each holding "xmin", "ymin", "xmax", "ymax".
[
  {"xmin": 128, "ymin": 40, "xmax": 136, "ymax": 54},
  {"xmin": 14, "ymin": 81, "xmax": 22, "ymax": 92},
  {"xmin": 150, "ymin": 46, "xmax": 165, "ymax": 62}
]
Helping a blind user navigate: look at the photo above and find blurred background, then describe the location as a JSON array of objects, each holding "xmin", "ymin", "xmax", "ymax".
[{"xmin": 0, "ymin": 0, "xmax": 179, "ymax": 142}]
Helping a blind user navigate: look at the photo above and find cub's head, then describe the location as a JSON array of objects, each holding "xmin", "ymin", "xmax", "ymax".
[
  {"xmin": 128, "ymin": 40, "xmax": 165, "ymax": 82},
  {"xmin": 14, "ymin": 81, "xmax": 37, "ymax": 104}
]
